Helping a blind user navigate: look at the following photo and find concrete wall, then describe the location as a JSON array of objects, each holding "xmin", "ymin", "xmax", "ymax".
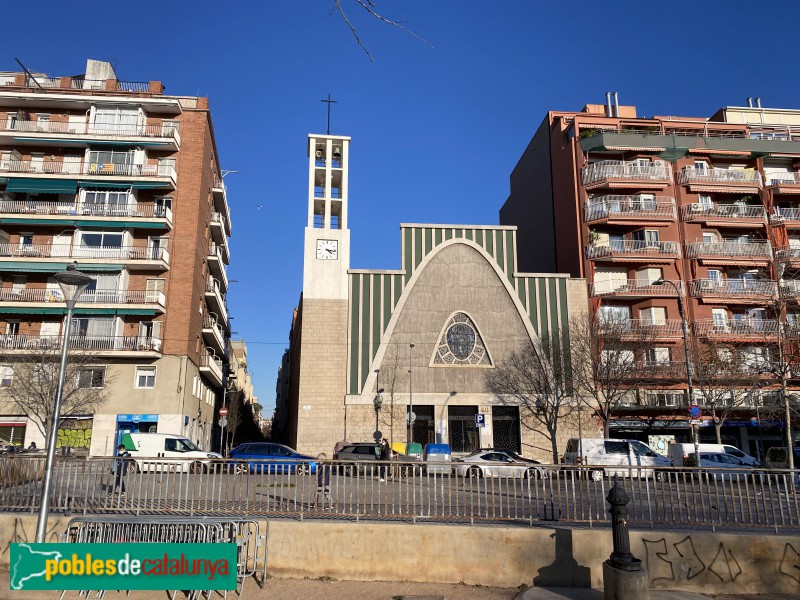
[{"xmin": 1, "ymin": 515, "xmax": 797, "ymax": 594}]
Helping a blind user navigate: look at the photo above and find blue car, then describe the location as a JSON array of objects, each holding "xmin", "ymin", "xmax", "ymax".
[{"xmin": 228, "ymin": 442, "xmax": 317, "ymax": 474}]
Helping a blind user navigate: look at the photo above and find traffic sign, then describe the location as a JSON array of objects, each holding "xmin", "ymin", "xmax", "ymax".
[
  {"xmin": 373, "ymin": 430, "xmax": 382, "ymax": 442},
  {"xmin": 475, "ymin": 414, "xmax": 486, "ymax": 428},
  {"xmin": 408, "ymin": 411, "xmax": 416, "ymax": 424},
  {"xmin": 219, "ymin": 417, "xmax": 228, "ymax": 428},
  {"xmin": 219, "ymin": 407, "xmax": 229, "ymax": 417},
  {"xmin": 688, "ymin": 405, "xmax": 701, "ymax": 419}
]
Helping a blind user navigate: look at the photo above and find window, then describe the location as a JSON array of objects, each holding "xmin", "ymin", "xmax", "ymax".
[
  {"xmin": 604, "ymin": 441, "xmax": 629, "ymax": 455},
  {"xmin": 699, "ymin": 195, "xmax": 712, "ymax": 208},
  {"xmin": 82, "ymin": 190, "xmax": 130, "ymax": 216},
  {"xmin": 91, "ymin": 107, "xmax": 139, "ymax": 133},
  {"xmin": 79, "ymin": 231, "xmax": 123, "ymax": 248},
  {"xmin": 597, "ymin": 304, "xmax": 630, "ymax": 324},
  {"xmin": 76, "ymin": 367, "xmax": 105, "ymax": 389},
  {"xmin": 646, "ymin": 347, "xmax": 670, "ymax": 365},
  {"xmin": 639, "ymin": 306, "xmax": 666, "ymax": 325},
  {"xmin": 694, "ymin": 161, "xmax": 708, "ymax": 172},
  {"xmin": 0, "ymin": 365, "xmax": 12, "ymax": 387},
  {"xmin": 647, "ymin": 391, "xmax": 685, "ymax": 407},
  {"xmin": 702, "ymin": 232, "xmax": 717, "ymax": 243},
  {"xmin": 636, "ymin": 267, "xmax": 662, "ymax": 285},
  {"xmin": 135, "ymin": 366, "xmax": 156, "ymax": 389}
]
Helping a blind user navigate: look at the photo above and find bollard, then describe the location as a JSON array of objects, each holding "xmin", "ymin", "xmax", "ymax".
[{"xmin": 603, "ymin": 478, "xmax": 648, "ymax": 600}]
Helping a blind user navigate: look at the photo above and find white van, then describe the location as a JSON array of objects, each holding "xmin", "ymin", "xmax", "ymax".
[
  {"xmin": 667, "ymin": 443, "xmax": 760, "ymax": 467},
  {"xmin": 563, "ymin": 438, "xmax": 672, "ymax": 480},
  {"xmin": 121, "ymin": 433, "xmax": 222, "ymax": 473}
]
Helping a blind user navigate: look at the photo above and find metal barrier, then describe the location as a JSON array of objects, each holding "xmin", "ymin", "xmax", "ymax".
[
  {"xmin": 60, "ymin": 515, "xmax": 267, "ymax": 598},
  {"xmin": 1, "ymin": 456, "xmax": 798, "ymax": 532}
]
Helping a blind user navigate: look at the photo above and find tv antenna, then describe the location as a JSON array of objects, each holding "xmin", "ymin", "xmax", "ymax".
[{"xmin": 14, "ymin": 57, "xmax": 44, "ymax": 89}]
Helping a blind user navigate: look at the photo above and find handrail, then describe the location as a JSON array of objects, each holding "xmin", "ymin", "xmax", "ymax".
[
  {"xmin": 2, "ymin": 119, "xmax": 179, "ymax": 140},
  {"xmin": 590, "ymin": 279, "xmax": 683, "ymax": 296},
  {"xmin": 678, "ymin": 166, "xmax": 763, "ymax": 186},
  {"xmin": 584, "ymin": 195, "xmax": 676, "ymax": 222},
  {"xmin": 0, "ymin": 243, "xmax": 169, "ymax": 262},
  {"xmin": 581, "ymin": 160, "xmax": 671, "ymax": 185},
  {"xmin": 689, "ymin": 279, "xmax": 778, "ymax": 297},
  {"xmin": 685, "ymin": 241, "xmax": 771, "ymax": 259},
  {"xmin": 681, "ymin": 203, "xmax": 766, "ymax": 221},
  {"xmin": 585, "ymin": 240, "xmax": 680, "ymax": 258},
  {"xmin": 0, "ymin": 288, "xmax": 165, "ymax": 305}
]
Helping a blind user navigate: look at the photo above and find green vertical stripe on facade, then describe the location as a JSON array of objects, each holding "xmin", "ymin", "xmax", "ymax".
[
  {"xmin": 495, "ymin": 231, "xmax": 505, "ymax": 274},
  {"xmin": 444, "ymin": 228, "xmax": 452, "ymax": 241},
  {"xmin": 517, "ymin": 275, "xmax": 527, "ymax": 306},
  {"xmin": 505, "ymin": 231, "xmax": 514, "ymax": 282},
  {"xmin": 537, "ymin": 279, "xmax": 548, "ymax": 337},
  {"xmin": 465, "ymin": 228, "xmax": 473, "ymax": 242},
  {"xmin": 414, "ymin": 228, "xmax": 423, "ymax": 272},
  {"xmin": 360, "ymin": 275, "xmax": 371, "ymax": 392},
  {"xmin": 403, "ymin": 228, "xmax": 413, "ymax": 283},
  {"xmin": 486, "ymin": 230, "xmax": 493, "ymax": 260},
  {"xmin": 383, "ymin": 275, "xmax": 392, "ymax": 333},
  {"xmin": 475, "ymin": 229, "xmax": 483, "ymax": 248},
  {"xmin": 558, "ymin": 279, "xmax": 569, "ymax": 333},
  {"xmin": 349, "ymin": 274, "xmax": 361, "ymax": 395},
  {"xmin": 548, "ymin": 278, "xmax": 559, "ymax": 342},
  {"xmin": 527, "ymin": 278, "xmax": 537, "ymax": 329},
  {"xmin": 435, "ymin": 228, "xmax": 442, "ymax": 247},
  {"xmin": 394, "ymin": 274, "xmax": 403, "ymax": 308},
  {"xmin": 424, "ymin": 228, "xmax": 433, "ymax": 258},
  {"xmin": 372, "ymin": 274, "xmax": 381, "ymax": 362}
]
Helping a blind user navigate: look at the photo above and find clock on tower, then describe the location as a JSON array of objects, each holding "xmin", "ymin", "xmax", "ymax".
[{"xmin": 316, "ymin": 239, "xmax": 338, "ymax": 260}]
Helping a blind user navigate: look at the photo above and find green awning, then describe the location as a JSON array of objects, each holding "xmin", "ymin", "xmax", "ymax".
[
  {"xmin": 0, "ymin": 307, "xmax": 157, "ymax": 316},
  {"xmin": 0, "ymin": 262, "xmax": 123, "ymax": 272},
  {"xmin": 6, "ymin": 178, "xmax": 79, "ymax": 194},
  {"xmin": 0, "ymin": 218, "xmax": 167, "ymax": 230},
  {"xmin": 79, "ymin": 180, "xmax": 167, "ymax": 190}
]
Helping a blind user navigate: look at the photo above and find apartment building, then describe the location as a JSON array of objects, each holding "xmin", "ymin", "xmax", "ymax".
[
  {"xmin": 500, "ymin": 96, "xmax": 800, "ymax": 455},
  {"xmin": 0, "ymin": 59, "xmax": 232, "ymax": 455}
]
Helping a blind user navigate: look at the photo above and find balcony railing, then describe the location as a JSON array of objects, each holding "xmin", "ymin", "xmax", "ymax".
[
  {"xmin": 581, "ymin": 161, "xmax": 671, "ymax": 186},
  {"xmin": 3, "ymin": 120, "xmax": 179, "ymax": 144},
  {"xmin": 693, "ymin": 319, "xmax": 780, "ymax": 338},
  {"xmin": 597, "ymin": 319, "xmax": 684, "ymax": 338},
  {"xmin": 200, "ymin": 353, "xmax": 223, "ymax": 382},
  {"xmin": 680, "ymin": 203, "xmax": 766, "ymax": 222},
  {"xmin": 629, "ymin": 361, "xmax": 689, "ymax": 380},
  {"xmin": 0, "ymin": 288, "xmax": 165, "ymax": 305},
  {"xmin": 765, "ymin": 172, "xmax": 800, "ymax": 187},
  {"xmin": 0, "ymin": 334, "xmax": 161, "ymax": 352},
  {"xmin": 585, "ymin": 240, "xmax": 680, "ymax": 259},
  {"xmin": 589, "ymin": 279, "xmax": 683, "ymax": 297},
  {"xmin": 684, "ymin": 241, "xmax": 771, "ymax": 260},
  {"xmin": 688, "ymin": 279, "xmax": 778, "ymax": 298},
  {"xmin": 0, "ymin": 200, "xmax": 171, "ymax": 220},
  {"xmin": 677, "ymin": 167, "xmax": 763, "ymax": 187},
  {"xmin": 780, "ymin": 280, "xmax": 800, "ymax": 299},
  {"xmin": 775, "ymin": 247, "xmax": 800, "ymax": 262},
  {"xmin": 771, "ymin": 207, "xmax": 800, "ymax": 223},
  {"xmin": 584, "ymin": 196, "xmax": 676, "ymax": 223},
  {"xmin": 0, "ymin": 159, "xmax": 176, "ymax": 182},
  {"xmin": 0, "ymin": 244, "xmax": 169, "ymax": 263}
]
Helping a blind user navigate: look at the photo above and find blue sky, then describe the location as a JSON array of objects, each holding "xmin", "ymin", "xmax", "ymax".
[{"xmin": 6, "ymin": 0, "xmax": 800, "ymax": 415}]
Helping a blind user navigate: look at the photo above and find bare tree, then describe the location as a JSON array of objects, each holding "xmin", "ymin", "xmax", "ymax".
[
  {"xmin": 332, "ymin": 0, "xmax": 430, "ymax": 61},
  {"xmin": 485, "ymin": 332, "xmax": 576, "ymax": 462},
  {"xmin": 1, "ymin": 345, "xmax": 113, "ymax": 443},
  {"xmin": 377, "ymin": 344, "xmax": 406, "ymax": 446},
  {"xmin": 569, "ymin": 313, "xmax": 654, "ymax": 438}
]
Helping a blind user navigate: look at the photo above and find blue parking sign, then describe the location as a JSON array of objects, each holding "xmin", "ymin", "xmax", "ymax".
[{"xmin": 475, "ymin": 414, "xmax": 486, "ymax": 428}]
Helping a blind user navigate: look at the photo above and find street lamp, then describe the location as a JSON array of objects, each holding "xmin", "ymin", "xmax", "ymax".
[
  {"xmin": 35, "ymin": 266, "xmax": 94, "ymax": 543},
  {"xmin": 652, "ymin": 278, "xmax": 700, "ymax": 463},
  {"xmin": 373, "ymin": 388, "xmax": 384, "ymax": 434},
  {"xmin": 408, "ymin": 343, "xmax": 415, "ymax": 446}
]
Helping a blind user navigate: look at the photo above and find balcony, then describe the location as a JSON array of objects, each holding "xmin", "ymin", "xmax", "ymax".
[
  {"xmin": 589, "ymin": 279, "xmax": 683, "ymax": 298},
  {"xmin": 0, "ymin": 288, "xmax": 165, "ymax": 311},
  {"xmin": 581, "ymin": 160, "xmax": 672, "ymax": 190},
  {"xmin": 0, "ymin": 244, "xmax": 170, "ymax": 270},
  {"xmin": 764, "ymin": 171, "xmax": 800, "ymax": 193},
  {"xmin": 684, "ymin": 241, "xmax": 771, "ymax": 265},
  {"xmin": 693, "ymin": 319, "xmax": 780, "ymax": 340},
  {"xmin": 204, "ymin": 278, "xmax": 228, "ymax": 326},
  {"xmin": 688, "ymin": 279, "xmax": 777, "ymax": 302},
  {"xmin": 0, "ymin": 334, "xmax": 161, "ymax": 357},
  {"xmin": 771, "ymin": 207, "xmax": 800, "ymax": 227},
  {"xmin": 598, "ymin": 319, "xmax": 684, "ymax": 340},
  {"xmin": 0, "ymin": 200, "xmax": 172, "ymax": 229},
  {"xmin": 780, "ymin": 279, "xmax": 800, "ymax": 301},
  {"xmin": 212, "ymin": 179, "xmax": 232, "ymax": 229},
  {"xmin": 775, "ymin": 246, "xmax": 800, "ymax": 268},
  {"xmin": 0, "ymin": 158, "xmax": 177, "ymax": 188},
  {"xmin": 584, "ymin": 240, "xmax": 680, "ymax": 262},
  {"xmin": 0, "ymin": 119, "xmax": 180, "ymax": 150},
  {"xmin": 210, "ymin": 211, "xmax": 231, "ymax": 241},
  {"xmin": 207, "ymin": 243, "xmax": 229, "ymax": 289},
  {"xmin": 630, "ymin": 361, "xmax": 689, "ymax": 381},
  {"xmin": 677, "ymin": 167, "xmax": 762, "ymax": 193},
  {"xmin": 583, "ymin": 195, "xmax": 676, "ymax": 224},
  {"xmin": 202, "ymin": 315, "xmax": 226, "ymax": 354},
  {"xmin": 199, "ymin": 352, "xmax": 223, "ymax": 386},
  {"xmin": 680, "ymin": 203, "xmax": 766, "ymax": 226}
]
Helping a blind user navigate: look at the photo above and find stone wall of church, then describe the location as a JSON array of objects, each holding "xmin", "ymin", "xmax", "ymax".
[{"xmin": 295, "ymin": 298, "xmax": 349, "ymax": 456}]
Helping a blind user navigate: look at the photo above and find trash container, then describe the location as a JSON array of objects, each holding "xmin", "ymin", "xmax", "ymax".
[
  {"xmin": 405, "ymin": 443, "xmax": 423, "ymax": 461},
  {"xmin": 391, "ymin": 442, "xmax": 407, "ymax": 456},
  {"xmin": 424, "ymin": 443, "xmax": 452, "ymax": 475}
]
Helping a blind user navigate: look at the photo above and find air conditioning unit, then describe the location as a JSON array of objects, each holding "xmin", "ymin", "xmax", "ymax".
[{"xmin": 700, "ymin": 279, "xmax": 717, "ymax": 290}]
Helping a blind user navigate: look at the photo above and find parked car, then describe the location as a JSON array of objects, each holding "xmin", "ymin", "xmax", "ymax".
[
  {"xmin": 668, "ymin": 443, "xmax": 760, "ymax": 467},
  {"xmin": 764, "ymin": 447, "xmax": 800, "ymax": 471},
  {"xmin": 694, "ymin": 452, "xmax": 756, "ymax": 481},
  {"xmin": 453, "ymin": 450, "xmax": 547, "ymax": 479},
  {"xmin": 476, "ymin": 447, "xmax": 550, "ymax": 477},
  {"xmin": 228, "ymin": 442, "xmax": 317, "ymax": 474},
  {"xmin": 121, "ymin": 432, "xmax": 221, "ymax": 473},
  {"xmin": 334, "ymin": 442, "xmax": 420, "ymax": 476},
  {"xmin": 563, "ymin": 438, "xmax": 672, "ymax": 480}
]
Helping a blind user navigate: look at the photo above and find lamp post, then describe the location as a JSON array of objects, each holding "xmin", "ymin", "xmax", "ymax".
[
  {"xmin": 373, "ymin": 388, "xmax": 384, "ymax": 434},
  {"xmin": 35, "ymin": 266, "xmax": 93, "ymax": 543},
  {"xmin": 408, "ymin": 343, "xmax": 414, "ymax": 446},
  {"xmin": 653, "ymin": 278, "xmax": 700, "ymax": 463}
]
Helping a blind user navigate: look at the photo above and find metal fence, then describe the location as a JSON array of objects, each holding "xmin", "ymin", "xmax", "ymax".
[{"xmin": 1, "ymin": 457, "xmax": 798, "ymax": 532}]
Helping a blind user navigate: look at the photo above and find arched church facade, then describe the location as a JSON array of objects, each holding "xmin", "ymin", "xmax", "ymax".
[{"xmin": 282, "ymin": 133, "xmax": 589, "ymax": 461}]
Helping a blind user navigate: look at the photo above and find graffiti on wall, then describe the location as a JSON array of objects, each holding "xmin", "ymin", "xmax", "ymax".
[
  {"xmin": 1, "ymin": 518, "xmax": 60, "ymax": 557},
  {"xmin": 644, "ymin": 536, "xmax": 742, "ymax": 584},
  {"xmin": 56, "ymin": 420, "xmax": 92, "ymax": 449},
  {"xmin": 780, "ymin": 543, "xmax": 800, "ymax": 584}
]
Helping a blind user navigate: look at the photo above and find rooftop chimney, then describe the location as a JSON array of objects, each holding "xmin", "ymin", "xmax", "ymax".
[
  {"xmin": 605, "ymin": 92, "xmax": 613, "ymax": 118},
  {"xmin": 756, "ymin": 98, "xmax": 762, "ymax": 108},
  {"xmin": 747, "ymin": 97, "xmax": 753, "ymax": 108},
  {"xmin": 613, "ymin": 92, "xmax": 619, "ymax": 118}
]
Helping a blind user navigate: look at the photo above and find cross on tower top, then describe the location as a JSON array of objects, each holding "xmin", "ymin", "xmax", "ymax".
[{"xmin": 320, "ymin": 93, "xmax": 338, "ymax": 135}]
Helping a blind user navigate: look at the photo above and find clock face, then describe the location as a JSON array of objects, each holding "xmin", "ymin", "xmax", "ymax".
[{"xmin": 316, "ymin": 239, "xmax": 338, "ymax": 260}]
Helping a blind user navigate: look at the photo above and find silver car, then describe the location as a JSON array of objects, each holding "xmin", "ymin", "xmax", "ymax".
[{"xmin": 453, "ymin": 450, "xmax": 547, "ymax": 479}]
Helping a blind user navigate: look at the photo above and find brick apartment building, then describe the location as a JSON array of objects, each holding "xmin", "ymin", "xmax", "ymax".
[
  {"xmin": 0, "ymin": 59, "xmax": 232, "ymax": 455},
  {"xmin": 500, "ymin": 95, "xmax": 800, "ymax": 457}
]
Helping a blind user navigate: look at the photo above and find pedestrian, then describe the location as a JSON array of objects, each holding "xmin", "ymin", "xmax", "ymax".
[
  {"xmin": 27, "ymin": 442, "xmax": 36, "ymax": 451},
  {"xmin": 312, "ymin": 453, "xmax": 332, "ymax": 509},
  {"xmin": 109, "ymin": 444, "xmax": 131, "ymax": 497},
  {"xmin": 379, "ymin": 439, "xmax": 391, "ymax": 482}
]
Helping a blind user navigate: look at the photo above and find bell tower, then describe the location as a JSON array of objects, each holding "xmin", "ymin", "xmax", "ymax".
[
  {"xmin": 294, "ymin": 134, "xmax": 352, "ymax": 454},
  {"xmin": 303, "ymin": 134, "xmax": 351, "ymax": 299}
]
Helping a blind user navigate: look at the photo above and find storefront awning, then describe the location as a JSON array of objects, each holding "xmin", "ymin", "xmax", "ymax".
[{"xmin": 5, "ymin": 178, "xmax": 79, "ymax": 194}]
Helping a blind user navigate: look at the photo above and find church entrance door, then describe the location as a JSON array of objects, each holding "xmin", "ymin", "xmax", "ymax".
[
  {"xmin": 448, "ymin": 406, "xmax": 479, "ymax": 453},
  {"xmin": 492, "ymin": 406, "xmax": 521, "ymax": 453}
]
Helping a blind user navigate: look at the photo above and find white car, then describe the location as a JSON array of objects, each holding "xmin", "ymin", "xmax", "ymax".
[
  {"xmin": 695, "ymin": 452, "xmax": 756, "ymax": 482},
  {"xmin": 453, "ymin": 450, "xmax": 547, "ymax": 479}
]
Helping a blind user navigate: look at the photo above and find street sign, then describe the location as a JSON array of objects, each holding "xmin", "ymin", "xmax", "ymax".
[
  {"xmin": 219, "ymin": 417, "xmax": 228, "ymax": 428},
  {"xmin": 219, "ymin": 407, "xmax": 229, "ymax": 417},
  {"xmin": 408, "ymin": 411, "xmax": 416, "ymax": 425},
  {"xmin": 689, "ymin": 419, "xmax": 702, "ymax": 426},
  {"xmin": 373, "ymin": 430, "xmax": 382, "ymax": 442},
  {"xmin": 131, "ymin": 414, "xmax": 141, "ymax": 424},
  {"xmin": 688, "ymin": 405, "xmax": 701, "ymax": 419},
  {"xmin": 475, "ymin": 414, "xmax": 486, "ymax": 428}
]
